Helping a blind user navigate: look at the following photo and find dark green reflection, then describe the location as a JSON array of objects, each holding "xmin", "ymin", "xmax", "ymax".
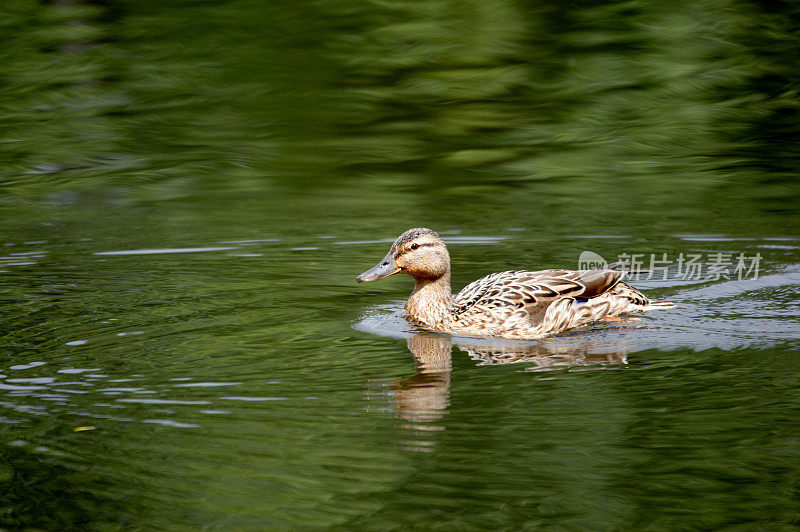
[
  {"xmin": 0, "ymin": 0, "xmax": 798, "ymax": 196},
  {"xmin": 0, "ymin": 0, "xmax": 799, "ymax": 529}
]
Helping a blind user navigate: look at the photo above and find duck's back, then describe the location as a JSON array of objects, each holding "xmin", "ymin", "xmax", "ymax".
[{"xmin": 449, "ymin": 268, "xmax": 652, "ymax": 338}]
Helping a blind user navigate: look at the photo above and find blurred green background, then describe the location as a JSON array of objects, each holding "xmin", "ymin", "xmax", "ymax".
[{"xmin": 1, "ymin": 0, "xmax": 798, "ymax": 209}]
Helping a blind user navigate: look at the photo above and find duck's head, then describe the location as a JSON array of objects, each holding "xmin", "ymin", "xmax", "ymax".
[{"xmin": 356, "ymin": 227, "xmax": 450, "ymax": 283}]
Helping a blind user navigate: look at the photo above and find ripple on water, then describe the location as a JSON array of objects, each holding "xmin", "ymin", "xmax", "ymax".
[
  {"xmin": 142, "ymin": 419, "xmax": 200, "ymax": 428},
  {"xmin": 94, "ymin": 247, "xmax": 238, "ymax": 255},
  {"xmin": 220, "ymin": 396, "xmax": 288, "ymax": 401},
  {"xmin": 333, "ymin": 239, "xmax": 395, "ymax": 245},
  {"xmin": 116, "ymin": 399, "xmax": 211, "ymax": 405},
  {"xmin": 173, "ymin": 382, "xmax": 242, "ymax": 387},
  {"xmin": 9, "ymin": 362, "xmax": 46, "ymax": 370},
  {"xmin": 218, "ymin": 238, "xmax": 280, "ymax": 244},
  {"xmin": 6, "ymin": 378, "xmax": 55, "ymax": 384},
  {"xmin": 0, "ymin": 355, "xmax": 281, "ymax": 431},
  {"xmin": 443, "ymin": 236, "xmax": 508, "ymax": 244}
]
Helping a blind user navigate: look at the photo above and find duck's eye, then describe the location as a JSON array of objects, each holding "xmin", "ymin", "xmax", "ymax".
[{"xmin": 410, "ymin": 243, "xmax": 419, "ymax": 250}]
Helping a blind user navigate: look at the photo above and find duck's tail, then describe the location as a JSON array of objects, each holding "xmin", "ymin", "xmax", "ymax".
[
  {"xmin": 606, "ymin": 262, "xmax": 675, "ymax": 310},
  {"xmin": 644, "ymin": 300, "xmax": 676, "ymax": 310}
]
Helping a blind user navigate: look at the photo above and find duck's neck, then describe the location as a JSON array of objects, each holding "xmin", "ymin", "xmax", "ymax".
[{"xmin": 405, "ymin": 273, "xmax": 453, "ymax": 328}]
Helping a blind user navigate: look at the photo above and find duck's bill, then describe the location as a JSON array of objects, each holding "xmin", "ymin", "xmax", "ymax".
[{"xmin": 356, "ymin": 252, "xmax": 400, "ymax": 283}]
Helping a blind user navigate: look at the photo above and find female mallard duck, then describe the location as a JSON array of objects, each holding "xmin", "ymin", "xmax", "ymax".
[{"xmin": 356, "ymin": 228, "xmax": 673, "ymax": 339}]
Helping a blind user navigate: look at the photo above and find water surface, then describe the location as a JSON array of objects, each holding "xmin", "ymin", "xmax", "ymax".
[{"xmin": 1, "ymin": 0, "xmax": 799, "ymax": 529}]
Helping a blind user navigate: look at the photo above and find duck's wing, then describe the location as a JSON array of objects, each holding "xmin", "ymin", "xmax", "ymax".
[{"xmin": 453, "ymin": 268, "xmax": 625, "ymax": 315}]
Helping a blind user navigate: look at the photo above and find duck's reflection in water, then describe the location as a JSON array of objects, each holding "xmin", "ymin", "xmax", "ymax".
[
  {"xmin": 394, "ymin": 333, "xmax": 631, "ymax": 451},
  {"xmin": 395, "ymin": 335, "xmax": 452, "ymax": 425}
]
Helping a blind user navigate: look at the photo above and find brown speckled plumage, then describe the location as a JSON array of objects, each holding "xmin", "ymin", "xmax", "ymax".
[
  {"xmin": 357, "ymin": 228, "xmax": 674, "ymax": 339},
  {"xmin": 390, "ymin": 227, "xmax": 438, "ymax": 255}
]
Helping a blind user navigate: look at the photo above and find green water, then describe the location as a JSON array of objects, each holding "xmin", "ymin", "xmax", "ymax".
[{"xmin": 1, "ymin": 0, "xmax": 800, "ymax": 529}]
